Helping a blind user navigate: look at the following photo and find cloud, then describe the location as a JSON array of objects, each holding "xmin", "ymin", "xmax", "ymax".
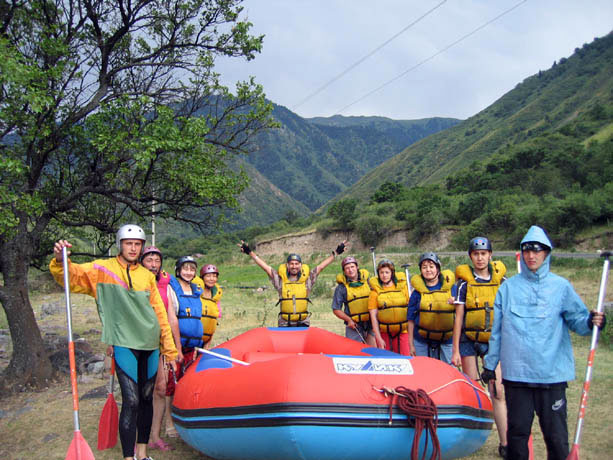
[{"xmin": 216, "ymin": 0, "xmax": 613, "ymax": 120}]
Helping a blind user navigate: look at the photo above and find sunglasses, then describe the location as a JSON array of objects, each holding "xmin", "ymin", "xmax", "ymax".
[{"xmin": 521, "ymin": 242, "xmax": 548, "ymax": 252}]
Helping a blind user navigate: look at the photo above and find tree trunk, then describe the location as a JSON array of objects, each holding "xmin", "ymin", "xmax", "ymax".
[{"xmin": 0, "ymin": 235, "xmax": 55, "ymax": 390}]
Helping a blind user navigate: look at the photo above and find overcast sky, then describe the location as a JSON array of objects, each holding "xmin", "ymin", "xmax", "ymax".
[{"xmin": 215, "ymin": 0, "xmax": 613, "ymax": 121}]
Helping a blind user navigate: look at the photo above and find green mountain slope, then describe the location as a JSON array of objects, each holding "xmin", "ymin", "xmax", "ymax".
[
  {"xmin": 342, "ymin": 32, "xmax": 613, "ymax": 199},
  {"xmin": 247, "ymin": 106, "xmax": 459, "ymax": 210}
]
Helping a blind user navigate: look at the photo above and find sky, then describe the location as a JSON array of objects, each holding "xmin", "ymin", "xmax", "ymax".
[{"xmin": 215, "ymin": 0, "xmax": 613, "ymax": 121}]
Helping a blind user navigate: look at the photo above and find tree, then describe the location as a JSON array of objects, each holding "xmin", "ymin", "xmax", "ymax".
[{"xmin": 0, "ymin": 0, "xmax": 275, "ymax": 388}]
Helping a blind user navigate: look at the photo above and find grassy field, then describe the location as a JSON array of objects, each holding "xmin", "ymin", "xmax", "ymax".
[{"xmin": 0, "ymin": 251, "xmax": 611, "ymax": 459}]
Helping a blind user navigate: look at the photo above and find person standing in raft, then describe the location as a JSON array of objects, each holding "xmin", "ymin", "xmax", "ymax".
[
  {"xmin": 407, "ymin": 252, "xmax": 457, "ymax": 364},
  {"xmin": 238, "ymin": 240, "xmax": 347, "ymax": 327},
  {"xmin": 50, "ymin": 225, "xmax": 178, "ymax": 460},
  {"xmin": 332, "ymin": 256, "xmax": 376, "ymax": 345},
  {"xmin": 451, "ymin": 237, "xmax": 508, "ymax": 458},
  {"xmin": 368, "ymin": 259, "xmax": 410, "ymax": 354},
  {"xmin": 140, "ymin": 246, "xmax": 182, "ymax": 449},
  {"xmin": 483, "ymin": 225, "xmax": 606, "ymax": 460}
]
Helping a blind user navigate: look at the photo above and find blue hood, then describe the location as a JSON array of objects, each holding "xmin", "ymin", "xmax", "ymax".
[{"xmin": 519, "ymin": 225, "xmax": 553, "ymax": 279}]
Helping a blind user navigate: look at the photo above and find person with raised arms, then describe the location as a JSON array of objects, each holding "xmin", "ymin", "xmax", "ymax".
[
  {"xmin": 238, "ymin": 239, "xmax": 347, "ymax": 327},
  {"xmin": 50, "ymin": 225, "xmax": 177, "ymax": 460}
]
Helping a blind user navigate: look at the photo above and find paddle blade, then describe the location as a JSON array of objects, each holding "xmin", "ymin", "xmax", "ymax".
[
  {"xmin": 66, "ymin": 431, "xmax": 95, "ymax": 460},
  {"xmin": 567, "ymin": 444, "xmax": 580, "ymax": 460},
  {"xmin": 97, "ymin": 393, "xmax": 118, "ymax": 450},
  {"xmin": 529, "ymin": 434, "xmax": 535, "ymax": 460}
]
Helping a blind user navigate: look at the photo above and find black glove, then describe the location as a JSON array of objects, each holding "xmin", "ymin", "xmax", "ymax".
[
  {"xmin": 481, "ymin": 368, "xmax": 496, "ymax": 385},
  {"xmin": 588, "ymin": 311, "xmax": 606, "ymax": 330},
  {"xmin": 240, "ymin": 241, "xmax": 251, "ymax": 255},
  {"xmin": 335, "ymin": 242, "xmax": 345, "ymax": 255}
]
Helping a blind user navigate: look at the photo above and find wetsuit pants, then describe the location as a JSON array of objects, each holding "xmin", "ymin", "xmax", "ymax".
[
  {"xmin": 504, "ymin": 381, "xmax": 569, "ymax": 460},
  {"xmin": 114, "ymin": 346, "xmax": 158, "ymax": 458}
]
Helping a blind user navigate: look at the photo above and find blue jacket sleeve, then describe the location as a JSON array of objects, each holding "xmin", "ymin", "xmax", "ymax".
[
  {"xmin": 561, "ymin": 281, "xmax": 591, "ymax": 336},
  {"xmin": 484, "ymin": 284, "xmax": 504, "ymax": 371}
]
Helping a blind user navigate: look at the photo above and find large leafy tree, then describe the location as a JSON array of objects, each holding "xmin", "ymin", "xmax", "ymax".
[{"xmin": 0, "ymin": 0, "xmax": 274, "ymax": 388}]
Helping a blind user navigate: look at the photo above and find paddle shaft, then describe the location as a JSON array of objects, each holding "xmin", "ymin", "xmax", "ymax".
[
  {"xmin": 569, "ymin": 252, "xmax": 610, "ymax": 456},
  {"xmin": 196, "ymin": 347, "xmax": 250, "ymax": 366},
  {"xmin": 62, "ymin": 247, "xmax": 81, "ymax": 432},
  {"xmin": 370, "ymin": 247, "xmax": 376, "ymax": 274},
  {"xmin": 401, "ymin": 264, "xmax": 412, "ymax": 297}
]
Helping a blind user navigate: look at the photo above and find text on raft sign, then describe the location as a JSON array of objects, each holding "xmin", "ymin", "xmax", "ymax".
[{"xmin": 332, "ymin": 357, "xmax": 414, "ymax": 375}]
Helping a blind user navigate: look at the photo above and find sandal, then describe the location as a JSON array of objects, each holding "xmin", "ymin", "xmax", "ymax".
[
  {"xmin": 165, "ymin": 425, "xmax": 178, "ymax": 438},
  {"xmin": 148, "ymin": 439, "xmax": 174, "ymax": 451}
]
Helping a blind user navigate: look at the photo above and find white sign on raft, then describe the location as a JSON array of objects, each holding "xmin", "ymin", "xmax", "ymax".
[{"xmin": 332, "ymin": 357, "xmax": 414, "ymax": 375}]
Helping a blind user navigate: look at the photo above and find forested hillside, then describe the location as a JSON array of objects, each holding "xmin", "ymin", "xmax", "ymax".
[
  {"xmin": 341, "ymin": 32, "xmax": 613, "ymax": 199},
  {"xmin": 324, "ymin": 32, "xmax": 613, "ymax": 249},
  {"xmin": 247, "ymin": 105, "xmax": 459, "ymax": 210}
]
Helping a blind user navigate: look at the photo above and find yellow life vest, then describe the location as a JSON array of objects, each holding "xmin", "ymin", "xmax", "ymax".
[
  {"xmin": 455, "ymin": 261, "xmax": 506, "ymax": 343},
  {"xmin": 411, "ymin": 270, "xmax": 455, "ymax": 342},
  {"xmin": 336, "ymin": 269, "xmax": 371, "ymax": 322},
  {"xmin": 368, "ymin": 272, "xmax": 409, "ymax": 336},
  {"xmin": 278, "ymin": 263, "xmax": 311, "ymax": 323},
  {"xmin": 200, "ymin": 284, "xmax": 223, "ymax": 344}
]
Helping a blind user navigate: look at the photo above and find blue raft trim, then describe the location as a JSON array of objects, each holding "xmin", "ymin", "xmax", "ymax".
[{"xmin": 172, "ymin": 402, "xmax": 493, "ymax": 430}]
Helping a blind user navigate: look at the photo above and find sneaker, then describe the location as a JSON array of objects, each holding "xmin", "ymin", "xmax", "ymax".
[
  {"xmin": 134, "ymin": 457, "xmax": 154, "ymax": 460},
  {"xmin": 498, "ymin": 444, "xmax": 508, "ymax": 459}
]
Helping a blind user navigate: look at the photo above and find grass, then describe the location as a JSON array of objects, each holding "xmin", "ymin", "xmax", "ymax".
[{"xmin": 0, "ymin": 253, "xmax": 611, "ymax": 459}]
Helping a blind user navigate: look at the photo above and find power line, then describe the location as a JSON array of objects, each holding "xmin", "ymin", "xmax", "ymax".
[
  {"xmin": 335, "ymin": 0, "xmax": 528, "ymax": 115},
  {"xmin": 291, "ymin": 0, "xmax": 448, "ymax": 111}
]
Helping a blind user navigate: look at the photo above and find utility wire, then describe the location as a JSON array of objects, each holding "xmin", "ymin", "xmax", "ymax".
[
  {"xmin": 335, "ymin": 0, "xmax": 528, "ymax": 115},
  {"xmin": 291, "ymin": 0, "xmax": 448, "ymax": 111}
]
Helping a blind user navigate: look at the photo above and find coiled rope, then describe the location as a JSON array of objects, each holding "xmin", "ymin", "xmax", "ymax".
[{"xmin": 380, "ymin": 386, "xmax": 441, "ymax": 460}]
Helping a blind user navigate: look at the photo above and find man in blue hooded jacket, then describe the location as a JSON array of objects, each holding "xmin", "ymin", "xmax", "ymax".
[{"xmin": 483, "ymin": 225, "xmax": 606, "ymax": 460}]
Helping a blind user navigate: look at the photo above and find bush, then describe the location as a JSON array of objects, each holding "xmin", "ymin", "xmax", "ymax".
[{"xmin": 355, "ymin": 215, "xmax": 395, "ymax": 247}]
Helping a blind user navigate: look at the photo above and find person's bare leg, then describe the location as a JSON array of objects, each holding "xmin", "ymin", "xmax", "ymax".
[
  {"xmin": 492, "ymin": 363, "xmax": 508, "ymax": 448},
  {"xmin": 150, "ymin": 355, "xmax": 167, "ymax": 443}
]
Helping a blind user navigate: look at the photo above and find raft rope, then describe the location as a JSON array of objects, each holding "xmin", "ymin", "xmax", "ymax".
[{"xmin": 378, "ymin": 386, "xmax": 441, "ymax": 460}]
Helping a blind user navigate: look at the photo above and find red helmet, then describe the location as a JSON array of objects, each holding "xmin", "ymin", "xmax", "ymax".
[
  {"xmin": 341, "ymin": 256, "xmax": 358, "ymax": 269},
  {"xmin": 140, "ymin": 246, "xmax": 163, "ymax": 263},
  {"xmin": 200, "ymin": 264, "xmax": 219, "ymax": 277}
]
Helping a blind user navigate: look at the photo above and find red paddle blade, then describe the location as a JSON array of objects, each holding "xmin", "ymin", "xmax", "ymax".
[
  {"xmin": 66, "ymin": 431, "xmax": 95, "ymax": 460},
  {"xmin": 97, "ymin": 393, "xmax": 119, "ymax": 450},
  {"xmin": 528, "ymin": 434, "xmax": 535, "ymax": 460},
  {"xmin": 567, "ymin": 444, "xmax": 580, "ymax": 460}
]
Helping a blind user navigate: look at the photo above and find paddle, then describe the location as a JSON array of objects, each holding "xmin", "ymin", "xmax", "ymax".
[
  {"xmin": 61, "ymin": 246, "xmax": 95, "ymax": 460},
  {"xmin": 195, "ymin": 347, "xmax": 250, "ymax": 366},
  {"xmin": 97, "ymin": 357, "xmax": 118, "ymax": 450},
  {"xmin": 567, "ymin": 251, "xmax": 610, "ymax": 460}
]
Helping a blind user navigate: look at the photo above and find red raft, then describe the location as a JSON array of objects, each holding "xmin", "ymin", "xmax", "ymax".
[{"xmin": 172, "ymin": 327, "xmax": 493, "ymax": 460}]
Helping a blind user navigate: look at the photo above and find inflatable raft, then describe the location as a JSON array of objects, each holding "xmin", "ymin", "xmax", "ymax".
[{"xmin": 172, "ymin": 327, "xmax": 493, "ymax": 460}]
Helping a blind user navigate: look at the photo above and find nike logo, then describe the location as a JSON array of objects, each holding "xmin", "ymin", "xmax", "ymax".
[{"xmin": 552, "ymin": 399, "xmax": 565, "ymax": 411}]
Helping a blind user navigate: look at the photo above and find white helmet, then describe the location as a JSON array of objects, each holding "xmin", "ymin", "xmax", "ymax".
[{"xmin": 116, "ymin": 224, "xmax": 146, "ymax": 251}]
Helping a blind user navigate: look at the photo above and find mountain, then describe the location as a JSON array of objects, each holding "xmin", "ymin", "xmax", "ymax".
[
  {"xmin": 246, "ymin": 106, "xmax": 459, "ymax": 210},
  {"xmin": 340, "ymin": 32, "xmax": 613, "ymax": 199}
]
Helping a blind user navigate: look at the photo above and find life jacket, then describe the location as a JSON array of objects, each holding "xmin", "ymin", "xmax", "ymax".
[
  {"xmin": 200, "ymin": 284, "xmax": 223, "ymax": 345},
  {"xmin": 336, "ymin": 269, "xmax": 371, "ymax": 323},
  {"xmin": 157, "ymin": 271, "xmax": 171, "ymax": 311},
  {"xmin": 277, "ymin": 263, "xmax": 311, "ymax": 323},
  {"xmin": 368, "ymin": 272, "xmax": 409, "ymax": 336},
  {"xmin": 455, "ymin": 261, "xmax": 506, "ymax": 343},
  {"xmin": 169, "ymin": 276, "xmax": 205, "ymax": 349},
  {"xmin": 411, "ymin": 270, "xmax": 455, "ymax": 342}
]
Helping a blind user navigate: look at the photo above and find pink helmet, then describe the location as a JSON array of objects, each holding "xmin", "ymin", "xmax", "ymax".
[
  {"xmin": 341, "ymin": 256, "xmax": 358, "ymax": 269},
  {"xmin": 200, "ymin": 264, "xmax": 219, "ymax": 277},
  {"xmin": 140, "ymin": 246, "xmax": 163, "ymax": 263}
]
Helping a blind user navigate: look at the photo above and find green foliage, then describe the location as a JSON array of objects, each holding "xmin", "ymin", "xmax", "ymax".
[
  {"xmin": 354, "ymin": 214, "xmax": 397, "ymax": 247},
  {"xmin": 327, "ymin": 198, "xmax": 358, "ymax": 230},
  {"xmin": 370, "ymin": 181, "xmax": 408, "ymax": 203}
]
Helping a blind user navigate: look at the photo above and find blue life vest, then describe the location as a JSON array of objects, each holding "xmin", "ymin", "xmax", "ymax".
[{"xmin": 169, "ymin": 276, "xmax": 204, "ymax": 349}]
